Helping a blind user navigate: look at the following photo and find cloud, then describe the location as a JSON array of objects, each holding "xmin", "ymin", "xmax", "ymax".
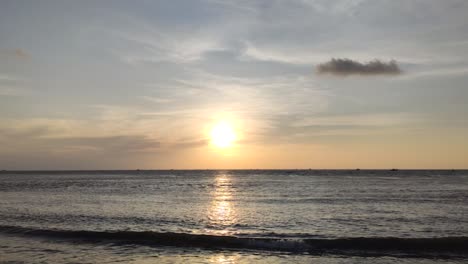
[
  {"xmin": 171, "ymin": 138, "xmax": 208, "ymax": 149},
  {"xmin": 0, "ymin": 118, "xmax": 162, "ymax": 153},
  {"xmin": 396, "ymin": 66, "xmax": 468, "ymax": 80},
  {"xmin": 51, "ymin": 135, "xmax": 161, "ymax": 152},
  {"xmin": 290, "ymin": 113, "xmax": 413, "ymax": 128},
  {"xmin": 14, "ymin": 49, "xmax": 29, "ymax": 59},
  {"xmin": 316, "ymin": 58, "xmax": 402, "ymax": 76},
  {"xmin": 0, "ymin": 49, "xmax": 30, "ymax": 60}
]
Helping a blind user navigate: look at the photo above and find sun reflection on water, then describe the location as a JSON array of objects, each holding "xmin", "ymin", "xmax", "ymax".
[
  {"xmin": 209, "ymin": 254, "xmax": 238, "ymax": 264},
  {"xmin": 208, "ymin": 173, "xmax": 237, "ymax": 233}
]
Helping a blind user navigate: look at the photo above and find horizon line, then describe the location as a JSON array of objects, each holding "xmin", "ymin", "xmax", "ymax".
[{"xmin": 1, "ymin": 168, "xmax": 467, "ymax": 172}]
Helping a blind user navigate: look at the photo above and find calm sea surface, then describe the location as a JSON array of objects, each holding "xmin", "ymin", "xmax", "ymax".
[{"xmin": 1, "ymin": 170, "xmax": 467, "ymax": 263}]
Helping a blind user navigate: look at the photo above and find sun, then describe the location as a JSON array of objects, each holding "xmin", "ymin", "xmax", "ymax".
[{"xmin": 210, "ymin": 121, "xmax": 236, "ymax": 148}]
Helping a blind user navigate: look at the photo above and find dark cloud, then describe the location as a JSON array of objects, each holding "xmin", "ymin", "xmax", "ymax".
[{"xmin": 316, "ymin": 58, "xmax": 402, "ymax": 76}]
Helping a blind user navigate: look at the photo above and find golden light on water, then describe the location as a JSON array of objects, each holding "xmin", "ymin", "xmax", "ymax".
[
  {"xmin": 210, "ymin": 121, "xmax": 236, "ymax": 148},
  {"xmin": 209, "ymin": 254, "xmax": 238, "ymax": 264},
  {"xmin": 208, "ymin": 173, "xmax": 237, "ymax": 232}
]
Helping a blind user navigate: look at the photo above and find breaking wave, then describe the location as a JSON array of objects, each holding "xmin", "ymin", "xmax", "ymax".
[{"xmin": 1, "ymin": 225, "xmax": 467, "ymax": 258}]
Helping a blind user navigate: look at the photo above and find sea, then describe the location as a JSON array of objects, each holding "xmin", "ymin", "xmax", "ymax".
[{"xmin": 0, "ymin": 170, "xmax": 467, "ymax": 263}]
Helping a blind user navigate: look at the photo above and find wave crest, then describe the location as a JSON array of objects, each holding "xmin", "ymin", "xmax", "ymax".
[{"xmin": 1, "ymin": 225, "xmax": 467, "ymax": 258}]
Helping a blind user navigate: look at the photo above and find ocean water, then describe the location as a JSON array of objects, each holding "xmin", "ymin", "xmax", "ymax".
[{"xmin": 0, "ymin": 170, "xmax": 467, "ymax": 263}]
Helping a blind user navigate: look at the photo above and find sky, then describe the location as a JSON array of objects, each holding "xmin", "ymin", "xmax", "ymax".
[{"xmin": 1, "ymin": 0, "xmax": 468, "ymax": 170}]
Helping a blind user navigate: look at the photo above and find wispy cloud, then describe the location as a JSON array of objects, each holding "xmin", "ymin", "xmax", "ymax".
[
  {"xmin": 50, "ymin": 135, "xmax": 161, "ymax": 153},
  {"xmin": 170, "ymin": 138, "xmax": 208, "ymax": 149},
  {"xmin": 14, "ymin": 49, "xmax": 29, "ymax": 59},
  {"xmin": 396, "ymin": 66, "xmax": 468, "ymax": 80},
  {"xmin": 0, "ymin": 48, "xmax": 30, "ymax": 59},
  {"xmin": 140, "ymin": 96, "xmax": 173, "ymax": 104},
  {"xmin": 0, "ymin": 74, "xmax": 20, "ymax": 82},
  {"xmin": 316, "ymin": 58, "xmax": 402, "ymax": 76},
  {"xmin": 108, "ymin": 21, "xmax": 222, "ymax": 65},
  {"xmin": 0, "ymin": 87, "xmax": 29, "ymax": 96},
  {"xmin": 291, "ymin": 113, "xmax": 413, "ymax": 128},
  {"xmin": 0, "ymin": 74, "xmax": 29, "ymax": 96}
]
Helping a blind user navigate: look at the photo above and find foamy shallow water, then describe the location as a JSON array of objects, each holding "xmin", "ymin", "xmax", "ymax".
[{"xmin": 1, "ymin": 234, "xmax": 466, "ymax": 264}]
